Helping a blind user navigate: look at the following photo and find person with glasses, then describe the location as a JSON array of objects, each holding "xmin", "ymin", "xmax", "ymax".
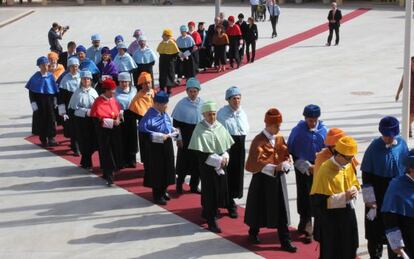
[
  {"xmin": 310, "ymin": 136, "xmax": 360, "ymax": 259},
  {"xmin": 360, "ymin": 116, "xmax": 409, "ymax": 259}
]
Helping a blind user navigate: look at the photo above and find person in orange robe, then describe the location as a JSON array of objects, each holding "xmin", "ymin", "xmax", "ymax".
[
  {"xmin": 244, "ymin": 108, "xmax": 297, "ymax": 253},
  {"xmin": 129, "ymin": 72, "xmax": 155, "ymax": 165},
  {"xmin": 48, "ymin": 52, "xmax": 65, "ymax": 80},
  {"xmin": 90, "ymin": 78, "xmax": 123, "ymax": 186}
]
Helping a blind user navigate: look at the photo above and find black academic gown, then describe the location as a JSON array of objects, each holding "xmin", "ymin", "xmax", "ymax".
[
  {"xmin": 311, "ymin": 194, "xmax": 359, "ymax": 259},
  {"xmin": 142, "ymin": 134, "xmax": 175, "ymax": 193},
  {"xmin": 383, "ymin": 213, "xmax": 414, "ymax": 258},
  {"xmin": 173, "ymin": 119, "xmax": 199, "ymax": 188},
  {"xmin": 245, "ymin": 172, "xmax": 290, "ymax": 230},
  {"xmin": 177, "ymin": 46, "xmax": 196, "ymax": 79},
  {"xmin": 158, "ymin": 54, "xmax": 177, "ymax": 94},
  {"xmin": 57, "ymin": 88, "xmax": 78, "ymax": 150},
  {"xmin": 29, "ymin": 91, "xmax": 57, "ymax": 142},
  {"xmin": 227, "ymin": 135, "xmax": 245, "ymax": 199},
  {"xmin": 197, "ymin": 30, "xmax": 213, "ymax": 69},
  {"xmin": 94, "ymin": 120, "xmax": 123, "ymax": 180},
  {"xmin": 227, "ymin": 34, "xmax": 241, "ymax": 66},
  {"xmin": 196, "ymin": 151, "xmax": 229, "ymax": 220},
  {"xmin": 119, "ymin": 109, "xmax": 139, "ymax": 167},
  {"xmin": 72, "ymin": 112, "xmax": 97, "ymax": 168},
  {"xmin": 362, "ymin": 172, "xmax": 394, "ymax": 243}
]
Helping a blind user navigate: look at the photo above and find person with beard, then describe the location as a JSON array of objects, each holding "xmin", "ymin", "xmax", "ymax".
[
  {"xmin": 138, "ymin": 91, "xmax": 179, "ymax": 205},
  {"xmin": 57, "ymin": 58, "xmax": 81, "ymax": 155},
  {"xmin": 90, "ymin": 78, "xmax": 123, "ymax": 186},
  {"xmin": 217, "ymin": 86, "xmax": 249, "ymax": 219},
  {"xmin": 67, "ymin": 70, "xmax": 99, "ymax": 170},
  {"xmin": 26, "ymin": 56, "xmax": 59, "ymax": 147},
  {"xmin": 244, "ymin": 108, "xmax": 297, "ymax": 253},
  {"xmin": 188, "ymin": 101, "xmax": 234, "ymax": 233},
  {"xmin": 172, "ymin": 78, "xmax": 204, "ymax": 195},
  {"xmin": 115, "ymin": 72, "xmax": 138, "ymax": 168}
]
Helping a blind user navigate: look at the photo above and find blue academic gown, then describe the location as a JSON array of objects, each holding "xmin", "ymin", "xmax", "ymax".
[
  {"xmin": 382, "ymin": 174, "xmax": 414, "ymax": 257},
  {"xmin": 138, "ymin": 107, "xmax": 175, "ymax": 193},
  {"xmin": 361, "ymin": 136, "xmax": 409, "ymax": 244},
  {"xmin": 86, "ymin": 46, "xmax": 102, "ymax": 64},
  {"xmin": 287, "ymin": 120, "xmax": 328, "ymax": 222},
  {"xmin": 26, "ymin": 71, "xmax": 59, "ymax": 140}
]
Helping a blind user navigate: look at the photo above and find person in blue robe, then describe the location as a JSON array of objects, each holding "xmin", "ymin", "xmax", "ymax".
[
  {"xmin": 382, "ymin": 150, "xmax": 414, "ymax": 258},
  {"xmin": 361, "ymin": 116, "xmax": 409, "ymax": 259},
  {"xmin": 111, "ymin": 35, "xmax": 124, "ymax": 60},
  {"xmin": 26, "ymin": 56, "xmax": 59, "ymax": 147},
  {"xmin": 287, "ymin": 104, "xmax": 328, "ymax": 243},
  {"xmin": 57, "ymin": 58, "xmax": 81, "ymax": 154},
  {"xmin": 76, "ymin": 45, "xmax": 100, "ymax": 87},
  {"xmin": 171, "ymin": 78, "xmax": 204, "ymax": 195},
  {"xmin": 113, "ymin": 43, "xmax": 137, "ymax": 73},
  {"xmin": 138, "ymin": 91, "xmax": 178, "ymax": 205},
  {"xmin": 176, "ymin": 25, "xmax": 196, "ymax": 82},
  {"xmin": 217, "ymin": 86, "xmax": 249, "ymax": 219},
  {"xmin": 115, "ymin": 72, "xmax": 138, "ymax": 168},
  {"xmin": 67, "ymin": 70, "xmax": 99, "ymax": 169},
  {"xmin": 86, "ymin": 33, "xmax": 102, "ymax": 64},
  {"xmin": 132, "ymin": 35, "xmax": 157, "ymax": 86}
]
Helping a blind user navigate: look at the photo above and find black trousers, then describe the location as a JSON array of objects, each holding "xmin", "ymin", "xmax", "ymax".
[
  {"xmin": 367, "ymin": 239, "xmax": 399, "ymax": 259},
  {"xmin": 327, "ymin": 23, "xmax": 340, "ymax": 45},
  {"xmin": 295, "ymin": 169, "xmax": 313, "ymax": 228},
  {"xmin": 270, "ymin": 15, "xmax": 279, "ymax": 36},
  {"xmin": 246, "ymin": 41, "xmax": 256, "ymax": 62},
  {"xmin": 251, "ymin": 5, "xmax": 258, "ymax": 21}
]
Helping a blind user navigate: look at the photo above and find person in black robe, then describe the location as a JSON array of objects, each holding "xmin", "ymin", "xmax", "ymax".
[
  {"xmin": 157, "ymin": 29, "xmax": 179, "ymax": 95},
  {"xmin": 67, "ymin": 70, "xmax": 99, "ymax": 169},
  {"xmin": 26, "ymin": 56, "xmax": 59, "ymax": 147},
  {"xmin": 138, "ymin": 92, "xmax": 178, "ymax": 205},
  {"xmin": 171, "ymin": 78, "xmax": 203, "ymax": 194},
  {"xmin": 244, "ymin": 108, "xmax": 297, "ymax": 253},
  {"xmin": 360, "ymin": 116, "xmax": 409, "ymax": 259},
  {"xmin": 382, "ymin": 149, "xmax": 414, "ymax": 258},
  {"xmin": 90, "ymin": 79, "xmax": 123, "ymax": 186},
  {"xmin": 197, "ymin": 22, "xmax": 213, "ymax": 70}
]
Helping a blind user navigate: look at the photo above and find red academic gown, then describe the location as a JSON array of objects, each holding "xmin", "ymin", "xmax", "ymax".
[
  {"xmin": 226, "ymin": 24, "xmax": 242, "ymax": 66},
  {"xmin": 90, "ymin": 96, "xmax": 123, "ymax": 182}
]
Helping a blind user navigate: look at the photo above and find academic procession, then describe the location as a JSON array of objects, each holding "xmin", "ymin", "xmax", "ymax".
[{"xmin": 1, "ymin": 1, "xmax": 414, "ymax": 259}]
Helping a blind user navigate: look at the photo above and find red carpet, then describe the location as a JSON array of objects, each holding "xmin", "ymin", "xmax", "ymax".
[{"xmin": 25, "ymin": 8, "xmax": 369, "ymax": 258}]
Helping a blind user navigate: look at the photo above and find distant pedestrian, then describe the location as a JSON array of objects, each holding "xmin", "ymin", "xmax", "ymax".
[
  {"xmin": 245, "ymin": 17, "xmax": 258, "ymax": 63},
  {"xmin": 326, "ymin": 2, "xmax": 342, "ymax": 46},
  {"xmin": 250, "ymin": 0, "xmax": 259, "ymax": 21},
  {"xmin": 268, "ymin": 0, "xmax": 280, "ymax": 38}
]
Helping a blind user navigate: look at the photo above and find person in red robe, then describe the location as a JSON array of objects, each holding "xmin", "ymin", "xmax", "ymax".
[
  {"xmin": 188, "ymin": 21, "xmax": 202, "ymax": 72},
  {"xmin": 226, "ymin": 16, "xmax": 243, "ymax": 69},
  {"xmin": 90, "ymin": 78, "xmax": 123, "ymax": 186}
]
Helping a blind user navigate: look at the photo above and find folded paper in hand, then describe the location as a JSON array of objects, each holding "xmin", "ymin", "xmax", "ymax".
[
  {"xmin": 361, "ymin": 184, "xmax": 376, "ymax": 204},
  {"xmin": 294, "ymin": 159, "xmax": 311, "ymax": 175},
  {"xmin": 183, "ymin": 50, "xmax": 191, "ymax": 58},
  {"xmin": 102, "ymin": 118, "xmax": 114, "ymax": 129},
  {"xmin": 281, "ymin": 161, "xmax": 292, "ymax": 173},
  {"xmin": 31, "ymin": 102, "xmax": 38, "ymax": 112},
  {"xmin": 151, "ymin": 132, "xmax": 165, "ymax": 143},
  {"xmin": 205, "ymin": 153, "xmax": 222, "ymax": 169},
  {"xmin": 366, "ymin": 208, "xmax": 377, "ymax": 221},
  {"xmin": 58, "ymin": 104, "xmax": 66, "ymax": 115}
]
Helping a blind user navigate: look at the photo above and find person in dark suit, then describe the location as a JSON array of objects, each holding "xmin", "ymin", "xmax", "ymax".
[
  {"xmin": 326, "ymin": 2, "xmax": 342, "ymax": 46},
  {"xmin": 236, "ymin": 13, "xmax": 249, "ymax": 64},
  {"xmin": 245, "ymin": 17, "xmax": 258, "ymax": 63},
  {"xmin": 59, "ymin": 41, "xmax": 77, "ymax": 70}
]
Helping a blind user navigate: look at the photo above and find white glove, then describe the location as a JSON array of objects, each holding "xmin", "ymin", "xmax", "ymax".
[
  {"xmin": 151, "ymin": 132, "xmax": 166, "ymax": 143},
  {"xmin": 31, "ymin": 102, "xmax": 38, "ymax": 112},
  {"xmin": 63, "ymin": 114, "xmax": 69, "ymax": 121},
  {"xmin": 366, "ymin": 208, "xmax": 377, "ymax": 221},
  {"xmin": 58, "ymin": 104, "xmax": 66, "ymax": 115}
]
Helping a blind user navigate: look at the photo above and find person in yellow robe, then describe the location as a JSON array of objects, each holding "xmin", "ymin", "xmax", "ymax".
[
  {"xmin": 310, "ymin": 136, "xmax": 360, "ymax": 259},
  {"xmin": 157, "ymin": 29, "xmax": 179, "ymax": 95},
  {"xmin": 244, "ymin": 108, "xmax": 297, "ymax": 253}
]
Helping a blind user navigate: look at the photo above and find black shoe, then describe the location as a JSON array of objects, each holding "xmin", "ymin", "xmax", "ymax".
[
  {"xmin": 325, "ymin": 43, "xmax": 331, "ymax": 46},
  {"xmin": 154, "ymin": 197, "xmax": 167, "ymax": 205},
  {"xmin": 190, "ymin": 187, "xmax": 201, "ymax": 194},
  {"xmin": 176, "ymin": 184, "xmax": 183, "ymax": 194},
  {"xmin": 207, "ymin": 220, "xmax": 222, "ymax": 233},
  {"xmin": 73, "ymin": 150, "xmax": 80, "ymax": 157},
  {"xmin": 335, "ymin": 43, "xmax": 339, "ymax": 46},
  {"xmin": 303, "ymin": 234, "xmax": 313, "ymax": 244},
  {"xmin": 48, "ymin": 138, "xmax": 58, "ymax": 147},
  {"xmin": 106, "ymin": 179, "xmax": 113, "ymax": 187},
  {"xmin": 164, "ymin": 192, "xmax": 171, "ymax": 201},
  {"xmin": 228, "ymin": 207, "xmax": 238, "ymax": 219},
  {"xmin": 248, "ymin": 234, "xmax": 261, "ymax": 244},
  {"xmin": 281, "ymin": 241, "xmax": 297, "ymax": 253},
  {"xmin": 41, "ymin": 140, "xmax": 48, "ymax": 147}
]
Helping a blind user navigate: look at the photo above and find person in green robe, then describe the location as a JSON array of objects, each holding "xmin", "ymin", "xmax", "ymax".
[{"xmin": 188, "ymin": 101, "xmax": 235, "ymax": 233}]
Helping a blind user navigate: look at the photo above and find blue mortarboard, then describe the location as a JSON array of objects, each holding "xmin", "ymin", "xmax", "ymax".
[
  {"xmin": 91, "ymin": 34, "xmax": 101, "ymax": 41},
  {"xmin": 303, "ymin": 104, "xmax": 321, "ymax": 118},
  {"xmin": 114, "ymin": 35, "xmax": 124, "ymax": 44},
  {"xmin": 225, "ymin": 86, "xmax": 241, "ymax": 100},
  {"xmin": 36, "ymin": 56, "xmax": 49, "ymax": 66},
  {"xmin": 379, "ymin": 116, "xmax": 400, "ymax": 137},
  {"xmin": 76, "ymin": 45, "xmax": 87, "ymax": 53},
  {"xmin": 80, "ymin": 70, "xmax": 92, "ymax": 79},
  {"xmin": 154, "ymin": 91, "xmax": 169, "ymax": 104},
  {"xmin": 186, "ymin": 77, "xmax": 201, "ymax": 90}
]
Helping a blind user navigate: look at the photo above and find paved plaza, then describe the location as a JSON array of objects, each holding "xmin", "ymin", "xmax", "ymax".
[{"xmin": 0, "ymin": 3, "xmax": 411, "ymax": 258}]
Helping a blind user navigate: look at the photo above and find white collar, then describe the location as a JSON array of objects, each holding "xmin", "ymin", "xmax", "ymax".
[
  {"xmin": 385, "ymin": 139, "xmax": 398, "ymax": 149},
  {"xmin": 101, "ymin": 94, "xmax": 110, "ymax": 100},
  {"xmin": 41, "ymin": 72, "xmax": 48, "ymax": 77},
  {"xmin": 262, "ymin": 129, "xmax": 275, "ymax": 142},
  {"xmin": 203, "ymin": 120, "xmax": 216, "ymax": 129},
  {"xmin": 331, "ymin": 156, "xmax": 345, "ymax": 170}
]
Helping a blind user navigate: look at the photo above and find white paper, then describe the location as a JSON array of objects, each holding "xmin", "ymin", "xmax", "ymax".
[
  {"xmin": 262, "ymin": 164, "xmax": 276, "ymax": 177},
  {"xmin": 366, "ymin": 208, "xmax": 377, "ymax": 221},
  {"xmin": 58, "ymin": 104, "xmax": 66, "ymax": 115},
  {"xmin": 216, "ymin": 168, "xmax": 225, "ymax": 176},
  {"xmin": 386, "ymin": 228, "xmax": 405, "ymax": 250},
  {"xmin": 183, "ymin": 50, "xmax": 191, "ymax": 58},
  {"xmin": 102, "ymin": 118, "xmax": 114, "ymax": 129},
  {"xmin": 281, "ymin": 161, "xmax": 292, "ymax": 172},
  {"xmin": 63, "ymin": 114, "xmax": 69, "ymax": 121},
  {"xmin": 362, "ymin": 185, "xmax": 376, "ymax": 204},
  {"xmin": 205, "ymin": 153, "xmax": 222, "ymax": 169},
  {"xmin": 294, "ymin": 159, "xmax": 311, "ymax": 176},
  {"xmin": 74, "ymin": 108, "xmax": 87, "ymax": 118},
  {"xmin": 31, "ymin": 102, "xmax": 38, "ymax": 112},
  {"xmin": 327, "ymin": 192, "xmax": 347, "ymax": 209},
  {"xmin": 151, "ymin": 132, "xmax": 165, "ymax": 143},
  {"xmin": 169, "ymin": 128, "xmax": 181, "ymax": 141},
  {"xmin": 101, "ymin": 75, "xmax": 113, "ymax": 81}
]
